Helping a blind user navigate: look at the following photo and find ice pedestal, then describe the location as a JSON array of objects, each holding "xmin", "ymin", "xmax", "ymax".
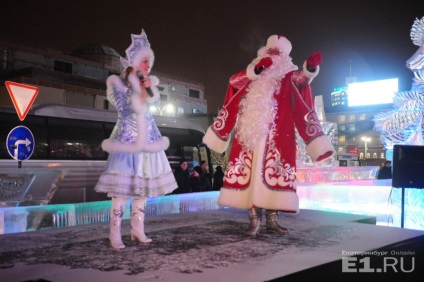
[
  {"xmin": 0, "ymin": 168, "xmax": 64, "ymax": 207},
  {"xmin": 0, "ymin": 168, "xmax": 64, "ymax": 233},
  {"xmin": 297, "ymin": 179, "xmax": 424, "ymax": 230},
  {"xmin": 390, "ymin": 187, "xmax": 424, "ymax": 230}
]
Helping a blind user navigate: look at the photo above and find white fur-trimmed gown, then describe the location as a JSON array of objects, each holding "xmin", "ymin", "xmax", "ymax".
[{"xmin": 95, "ymin": 75, "xmax": 177, "ymax": 198}]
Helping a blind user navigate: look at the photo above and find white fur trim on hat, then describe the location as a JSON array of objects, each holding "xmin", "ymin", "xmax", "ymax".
[
  {"xmin": 120, "ymin": 29, "xmax": 155, "ymax": 71},
  {"xmin": 266, "ymin": 35, "xmax": 292, "ymax": 55},
  {"xmin": 132, "ymin": 48, "xmax": 155, "ymax": 72}
]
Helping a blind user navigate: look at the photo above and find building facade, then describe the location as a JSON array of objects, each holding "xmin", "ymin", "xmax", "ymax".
[
  {"xmin": 0, "ymin": 40, "xmax": 206, "ymax": 117},
  {"xmin": 325, "ymin": 107, "xmax": 393, "ymax": 166}
]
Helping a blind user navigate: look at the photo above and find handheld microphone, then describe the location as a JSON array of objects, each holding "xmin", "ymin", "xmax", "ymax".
[{"xmin": 136, "ymin": 71, "xmax": 154, "ymax": 97}]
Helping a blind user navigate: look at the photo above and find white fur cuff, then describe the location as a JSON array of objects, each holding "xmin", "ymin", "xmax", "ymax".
[
  {"xmin": 203, "ymin": 127, "xmax": 230, "ymax": 153},
  {"xmin": 306, "ymin": 135, "xmax": 335, "ymax": 162},
  {"xmin": 246, "ymin": 63, "xmax": 260, "ymax": 80},
  {"xmin": 302, "ymin": 61, "xmax": 320, "ymax": 81}
]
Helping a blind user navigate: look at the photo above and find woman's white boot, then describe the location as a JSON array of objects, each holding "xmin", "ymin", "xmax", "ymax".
[
  {"xmin": 131, "ymin": 198, "xmax": 152, "ymax": 243},
  {"xmin": 109, "ymin": 197, "xmax": 127, "ymax": 250}
]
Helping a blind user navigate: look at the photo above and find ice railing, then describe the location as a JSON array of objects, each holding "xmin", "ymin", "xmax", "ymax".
[
  {"xmin": 1, "ymin": 180, "xmax": 423, "ymax": 235},
  {"xmin": 296, "ymin": 166, "xmax": 379, "ymax": 183},
  {"xmin": 0, "ymin": 192, "xmax": 221, "ymax": 234}
]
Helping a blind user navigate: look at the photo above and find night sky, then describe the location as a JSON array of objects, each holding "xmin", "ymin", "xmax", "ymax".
[{"xmin": 2, "ymin": 1, "xmax": 424, "ymax": 113}]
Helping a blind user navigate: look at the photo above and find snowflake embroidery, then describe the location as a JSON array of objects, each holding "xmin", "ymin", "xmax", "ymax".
[
  {"xmin": 262, "ymin": 125, "xmax": 296, "ymax": 188},
  {"xmin": 225, "ymin": 149, "xmax": 252, "ymax": 186},
  {"xmin": 213, "ymin": 108, "xmax": 228, "ymax": 131},
  {"xmin": 304, "ymin": 111, "xmax": 321, "ymax": 137}
]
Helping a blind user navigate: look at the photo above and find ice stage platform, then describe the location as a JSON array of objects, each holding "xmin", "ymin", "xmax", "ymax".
[
  {"xmin": 0, "ymin": 208, "xmax": 423, "ymax": 281},
  {"xmin": 1, "ymin": 178, "xmax": 423, "ymax": 235},
  {"xmin": 1, "ymin": 171, "xmax": 424, "ymax": 280}
]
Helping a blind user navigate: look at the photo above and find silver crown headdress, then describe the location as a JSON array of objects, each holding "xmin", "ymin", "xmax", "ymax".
[{"xmin": 120, "ymin": 29, "xmax": 154, "ymax": 69}]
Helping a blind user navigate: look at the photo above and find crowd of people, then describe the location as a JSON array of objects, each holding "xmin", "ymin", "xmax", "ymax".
[
  {"xmin": 172, "ymin": 159, "xmax": 224, "ymax": 194},
  {"xmin": 377, "ymin": 160, "xmax": 392, "ymax": 179}
]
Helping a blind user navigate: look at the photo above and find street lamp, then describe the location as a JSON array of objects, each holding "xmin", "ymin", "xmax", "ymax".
[
  {"xmin": 361, "ymin": 136, "xmax": 371, "ymax": 159},
  {"xmin": 149, "ymin": 104, "xmax": 174, "ymax": 116}
]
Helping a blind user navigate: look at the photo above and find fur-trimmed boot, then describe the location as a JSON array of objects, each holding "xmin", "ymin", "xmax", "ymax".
[
  {"xmin": 265, "ymin": 210, "xmax": 288, "ymax": 234},
  {"xmin": 109, "ymin": 197, "xmax": 126, "ymax": 250},
  {"xmin": 245, "ymin": 207, "xmax": 262, "ymax": 236},
  {"xmin": 131, "ymin": 198, "xmax": 152, "ymax": 243}
]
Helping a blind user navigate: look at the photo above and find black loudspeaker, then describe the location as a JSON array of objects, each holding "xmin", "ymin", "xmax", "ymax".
[{"xmin": 393, "ymin": 145, "xmax": 424, "ymax": 188}]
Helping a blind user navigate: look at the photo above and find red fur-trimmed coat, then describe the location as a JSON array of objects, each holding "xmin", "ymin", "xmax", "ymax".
[{"xmin": 203, "ymin": 63, "xmax": 334, "ymax": 213}]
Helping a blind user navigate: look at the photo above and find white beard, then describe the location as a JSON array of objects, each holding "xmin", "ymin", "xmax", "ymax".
[{"xmin": 236, "ymin": 54, "xmax": 297, "ymax": 151}]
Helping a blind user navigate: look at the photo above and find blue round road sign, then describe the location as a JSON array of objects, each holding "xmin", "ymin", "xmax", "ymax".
[{"xmin": 6, "ymin": 126, "xmax": 35, "ymax": 161}]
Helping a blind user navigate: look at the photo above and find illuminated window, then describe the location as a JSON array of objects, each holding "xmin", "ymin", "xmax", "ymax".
[
  {"xmin": 339, "ymin": 135, "xmax": 346, "ymax": 142},
  {"xmin": 359, "ymin": 114, "xmax": 366, "ymax": 120},
  {"xmin": 380, "ymin": 152, "xmax": 385, "ymax": 159},
  {"xmin": 339, "ymin": 115, "xmax": 346, "ymax": 123},
  {"xmin": 349, "ymin": 115, "xmax": 355, "ymax": 122}
]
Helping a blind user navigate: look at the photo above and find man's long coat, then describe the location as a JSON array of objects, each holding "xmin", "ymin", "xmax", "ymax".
[{"xmin": 203, "ymin": 63, "xmax": 334, "ymax": 213}]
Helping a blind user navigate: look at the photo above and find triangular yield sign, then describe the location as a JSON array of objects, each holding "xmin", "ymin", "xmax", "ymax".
[{"xmin": 5, "ymin": 81, "xmax": 39, "ymax": 121}]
